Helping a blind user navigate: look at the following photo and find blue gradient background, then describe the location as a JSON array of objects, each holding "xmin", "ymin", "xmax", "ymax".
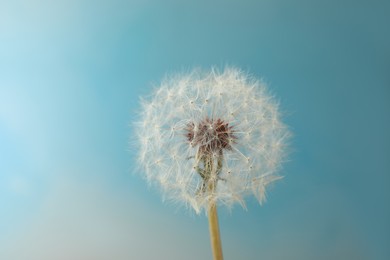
[{"xmin": 1, "ymin": 0, "xmax": 389, "ymax": 259}]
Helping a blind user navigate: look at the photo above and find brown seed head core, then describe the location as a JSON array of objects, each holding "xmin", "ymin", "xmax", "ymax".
[{"xmin": 186, "ymin": 118, "xmax": 237, "ymax": 155}]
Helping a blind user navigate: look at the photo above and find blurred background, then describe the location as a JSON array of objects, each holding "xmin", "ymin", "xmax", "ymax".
[{"xmin": 0, "ymin": 0, "xmax": 389, "ymax": 259}]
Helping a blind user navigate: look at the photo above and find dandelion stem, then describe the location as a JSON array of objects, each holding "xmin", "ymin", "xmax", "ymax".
[
  {"xmin": 208, "ymin": 177, "xmax": 223, "ymax": 260},
  {"xmin": 208, "ymin": 202, "xmax": 223, "ymax": 260}
]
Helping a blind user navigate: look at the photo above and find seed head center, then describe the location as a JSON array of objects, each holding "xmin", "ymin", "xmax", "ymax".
[{"xmin": 186, "ymin": 118, "xmax": 237, "ymax": 154}]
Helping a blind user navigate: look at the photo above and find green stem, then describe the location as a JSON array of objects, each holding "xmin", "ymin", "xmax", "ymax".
[
  {"xmin": 207, "ymin": 157, "xmax": 223, "ymax": 260},
  {"xmin": 196, "ymin": 152, "xmax": 224, "ymax": 260},
  {"xmin": 208, "ymin": 200, "xmax": 223, "ymax": 260}
]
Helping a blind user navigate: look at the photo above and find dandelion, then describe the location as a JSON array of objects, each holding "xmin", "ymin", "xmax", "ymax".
[{"xmin": 135, "ymin": 67, "xmax": 290, "ymax": 260}]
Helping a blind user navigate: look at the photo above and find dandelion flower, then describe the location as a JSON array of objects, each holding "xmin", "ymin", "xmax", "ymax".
[{"xmin": 135, "ymin": 67, "xmax": 290, "ymax": 260}]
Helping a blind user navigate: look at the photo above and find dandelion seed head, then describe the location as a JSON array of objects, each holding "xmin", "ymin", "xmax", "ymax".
[
  {"xmin": 135, "ymin": 67, "xmax": 290, "ymax": 214},
  {"xmin": 185, "ymin": 118, "xmax": 237, "ymax": 156}
]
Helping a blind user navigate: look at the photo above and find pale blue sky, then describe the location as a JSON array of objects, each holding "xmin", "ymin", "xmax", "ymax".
[{"xmin": 0, "ymin": 0, "xmax": 389, "ymax": 259}]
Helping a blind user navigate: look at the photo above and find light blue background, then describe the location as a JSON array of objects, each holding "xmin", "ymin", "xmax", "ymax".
[{"xmin": 1, "ymin": 0, "xmax": 389, "ymax": 259}]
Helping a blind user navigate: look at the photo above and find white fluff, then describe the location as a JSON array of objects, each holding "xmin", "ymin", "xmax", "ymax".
[{"xmin": 135, "ymin": 67, "xmax": 290, "ymax": 214}]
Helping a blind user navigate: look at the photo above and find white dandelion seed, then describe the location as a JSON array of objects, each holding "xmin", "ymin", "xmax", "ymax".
[
  {"xmin": 135, "ymin": 67, "xmax": 290, "ymax": 215},
  {"xmin": 134, "ymin": 67, "xmax": 291, "ymax": 260}
]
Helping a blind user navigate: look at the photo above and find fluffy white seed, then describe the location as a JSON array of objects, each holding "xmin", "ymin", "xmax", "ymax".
[{"xmin": 135, "ymin": 67, "xmax": 290, "ymax": 214}]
